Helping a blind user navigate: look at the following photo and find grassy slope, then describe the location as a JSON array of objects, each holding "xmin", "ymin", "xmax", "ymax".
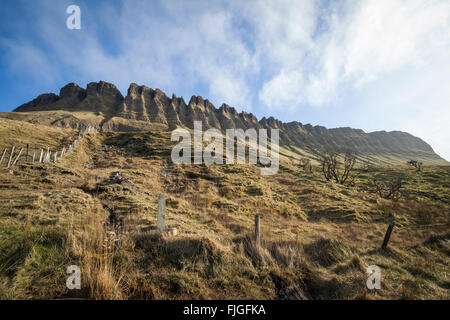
[
  {"xmin": 0, "ymin": 118, "xmax": 449, "ymax": 299},
  {"xmin": 1, "ymin": 111, "xmax": 447, "ymax": 165}
]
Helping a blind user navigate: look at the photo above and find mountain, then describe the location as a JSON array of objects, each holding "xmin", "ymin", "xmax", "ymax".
[{"xmin": 7, "ymin": 81, "xmax": 447, "ymax": 165}]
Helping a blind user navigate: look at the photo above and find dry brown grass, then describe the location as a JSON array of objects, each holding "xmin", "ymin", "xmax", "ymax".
[{"xmin": 0, "ymin": 118, "xmax": 449, "ymax": 300}]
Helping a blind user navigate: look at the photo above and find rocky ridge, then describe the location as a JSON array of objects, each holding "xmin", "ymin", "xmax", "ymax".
[{"xmin": 12, "ymin": 81, "xmax": 447, "ymax": 164}]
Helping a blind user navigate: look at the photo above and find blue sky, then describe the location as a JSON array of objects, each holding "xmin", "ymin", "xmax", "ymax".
[{"xmin": 1, "ymin": 0, "xmax": 449, "ymax": 160}]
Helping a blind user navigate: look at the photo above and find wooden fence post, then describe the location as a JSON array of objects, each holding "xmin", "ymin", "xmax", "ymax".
[
  {"xmin": 255, "ymin": 214, "xmax": 261, "ymax": 246},
  {"xmin": 7, "ymin": 146, "xmax": 15, "ymax": 168},
  {"xmin": 382, "ymin": 221, "xmax": 395, "ymax": 249},
  {"xmin": 0, "ymin": 148, "xmax": 6, "ymax": 166},
  {"xmin": 157, "ymin": 194, "xmax": 166, "ymax": 232},
  {"xmin": 39, "ymin": 149, "xmax": 44, "ymax": 163},
  {"xmin": 32, "ymin": 151, "xmax": 36, "ymax": 163},
  {"xmin": 26, "ymin": 144, "xmax": 29, "ymax": 162},
  {"xmin": 12, "ymin": 148, "xmax": 23, "ymax": 166}
]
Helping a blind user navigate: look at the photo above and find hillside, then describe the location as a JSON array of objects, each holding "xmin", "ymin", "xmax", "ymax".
[
  {"xmin": 0, "ymin": 117, "xmax": 449, "ymax": 299},
  {"xmin": 6, "ymin": 81, "xmax": 447, "ymax": 165}
]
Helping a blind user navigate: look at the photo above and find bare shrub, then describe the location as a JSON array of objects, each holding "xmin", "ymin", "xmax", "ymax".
[
  {"xmin": 407, "ymin": 160, "xmax": 423, "ymax": 171},
  {"xmin": 319, "ymin": 151, "xmax": 356, "ymax": 185},
  {"xmin": 372, "ymin": 178, "xmax": 403, "ymax": 201}
]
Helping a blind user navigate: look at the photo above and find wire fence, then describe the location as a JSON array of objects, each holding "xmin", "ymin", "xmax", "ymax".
[{"xmin": 0, "ymin": 125, "xmax": 97, "ymax": 169}]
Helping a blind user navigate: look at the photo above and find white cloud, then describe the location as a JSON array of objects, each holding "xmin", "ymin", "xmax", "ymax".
[
  {"xmin": 1, "ymin": 39, "xmax": 59, "ymax": 86},
  {"xmin": 255, "ymin": 0, "xmax": 450, "ymax": 108},
  {"xmin": 249, "ymin": 0, "xmax": 450, "ymax": 159},
  {"xmin": 259, "ymin": 69, "xmax": 303, "ymax": 111},
  {"xmin": 237, "ymin": 0, "xmax": 317, "ymax": 67},
  {"xmin": 1, "ymin": 0, "xmax": 254, "ymax": 109},
  {"xmin": 404, "ymin": 105, "xmax": 450, "ymax": 161},
  {"xmin": 340, "ymin": 0, "xmax": 450, "ymax": 85}
]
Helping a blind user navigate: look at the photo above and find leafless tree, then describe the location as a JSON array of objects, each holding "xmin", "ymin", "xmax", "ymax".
[
  {"xmin": 319, "ymin": 151, "xmax": 356, "ymax": 185},
  {"xmin": 320, "ymin": 151, "xmax": 338, "ymax": 182},
  {"xmin": 341, "ymin": 152, "xmax": 357, "ymax": 184},
  {"xmin": 373, "ymin": 178, "xmax": 403, "ymax": 201},
  {"xmin": 407, "ymin": 160, "xmax": 423, "ymax": 171}
]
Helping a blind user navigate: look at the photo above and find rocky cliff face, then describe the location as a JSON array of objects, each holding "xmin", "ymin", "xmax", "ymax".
[
  {"xmin": 16, "ymin": 81, "xmax": 124, "ymax": 115},
  {"xmin": 12, "ymin": 81, "xmax": 446, "ymax": 164}
]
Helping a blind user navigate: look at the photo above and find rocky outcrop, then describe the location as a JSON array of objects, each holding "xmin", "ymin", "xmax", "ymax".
[
  {"xmin": 59, "ymin": 82, "xmax": 86, "ymax": 100},
  {"xmin": 12, "ymin": 81, "xmax": 447, "ymax": 164},
  {"xmin": 15, "ymin": 81, "xmax": 123, "ymax": 116},
  {"xmin": 15, "ymin": 93, "xmax": 60, "ymax": 112}
]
